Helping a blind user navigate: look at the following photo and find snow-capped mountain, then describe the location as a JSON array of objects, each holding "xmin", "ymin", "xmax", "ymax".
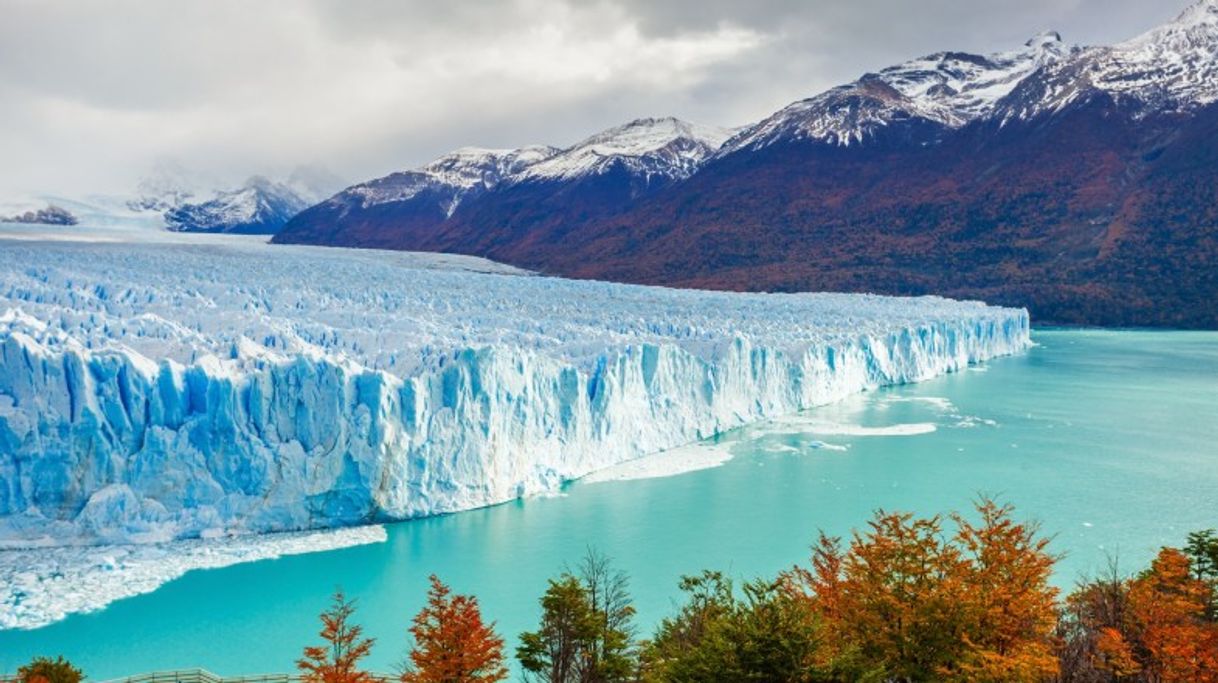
[
  {"xmin": 342, "ymin": 145, "xmax": 558, "ymax": 218},
  {"xmin": 721, "ymin": 31, "xmax": 1069, "ymax": 152},
  {"xmin": 277, "ymin": 0, "xmax": 1218, "ymax": 328},
  {"xmin": 164, "ymin": 176, "xmax": 312, "ymax": 234},
  {"xmin": 274, "ymin": 117, "xmax": 726, "ymax": 248},
  {"xmin": 127, "ymin": 164, "xmax": 344, "ymax": 234},
  {"xmin": 996, "ymin": 0, "xmax": 1218, "ymax": 121},
  {"xmin": 308, "ymin": 117, "xmax": 728, "ymax": 217},
  {"xmin": 517, "ymin": 117, "xmax": 732, "ymax": 183},
  {"xmin": 128, "ymin": 162, "xmax": 207, "ymax": 213}
]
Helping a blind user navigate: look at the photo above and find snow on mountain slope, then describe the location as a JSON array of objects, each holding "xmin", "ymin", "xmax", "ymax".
[
  {"xmin": 997, "ymin": 0, "xmax": 1218, "ymax": 120},
  {"xmin": 163, "ymin": 176, "xmax": 311, "ymax": 234},
  {"xmin": 722, "ymin": 32, "xmax": 1069, "ymax": 151},
  {"xmin": 516, "ymin": 117, "xmax": 733, "ymax": 183},
  {"xmin": 0, "ymin": 228, "xmax": 1029, "ymax": 548},
  {"xmin": 128, "ymin": 161, "xmax": 209, "ymax": 213},
  {"xmin": 125, "ymin": 164, "xmax": 346, "ymax": 233},
  {"xmin": 314, "ymin": 117, "xmax": 727, "ymax": 220},
  {"xmin": 341, "ymin": 145, "xmax": 558, "ymax": 217}
]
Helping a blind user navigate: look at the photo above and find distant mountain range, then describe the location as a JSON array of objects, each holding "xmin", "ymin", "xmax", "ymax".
[
  {"xmin": 132, "ymin": 165, "xmax": 344, "ymax": 234},
  {"xmin": 1, "ymin": 204, "xmax": 77, "ymax": 226},
  {"xmin": 275, "ymin": 1, "xmax": 1218, "ymax": 328}
]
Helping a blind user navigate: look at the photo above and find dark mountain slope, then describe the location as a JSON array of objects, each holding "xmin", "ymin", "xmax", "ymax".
[{"xmin": 536, "ymin": 99, "xmax": 1217, "ymax": 327}]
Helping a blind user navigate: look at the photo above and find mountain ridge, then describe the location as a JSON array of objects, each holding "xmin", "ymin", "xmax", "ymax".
[{"xmin": 275, "ymin": 0, "xmax": 1218, "ymax": 328}]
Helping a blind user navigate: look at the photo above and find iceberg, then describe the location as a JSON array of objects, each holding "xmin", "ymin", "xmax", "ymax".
[{"xmin": 0, "ymin": 228, "xmax": 1030, "ymax": 547}]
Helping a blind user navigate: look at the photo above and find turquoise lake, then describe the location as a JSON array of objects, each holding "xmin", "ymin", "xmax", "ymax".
[{"xmin": 1, "ymin": 329, "xmax": 1216, "ymax": 677}]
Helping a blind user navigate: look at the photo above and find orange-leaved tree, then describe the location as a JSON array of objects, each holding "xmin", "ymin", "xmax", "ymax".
[
  {"xmin": 951, "ymin": 499, "xmax": 1059, "ymax": 682},
  {"xmin": 402, "ymin": 574, "xmax": 508, "ymax": 683},
  {"xmin": 298, "ymin": 589, "xmax": 377, "ymax": 683},
  {"xmin": 1058, "ymin": 546, "xmax": 1218, "ymax": 682},
  {"xmin": 786, "ymin": 498, "xmax": 1059, "ymax": 682},
  {"xmin": 1126, "ymin": 547, "xmax": 1218, "ymax": 682},
  {"xmin": 789, "ymin": 509, "xmax": 972, "ymax": 680},
  {"xmin": 17, "ymin": 656, "xmax": 84, "ymax": 683}
]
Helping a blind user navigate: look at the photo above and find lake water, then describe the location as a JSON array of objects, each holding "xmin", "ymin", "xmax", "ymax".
[{"xmin": 1, "ymin": 329, "xmax": 1215, "ymax": 677}]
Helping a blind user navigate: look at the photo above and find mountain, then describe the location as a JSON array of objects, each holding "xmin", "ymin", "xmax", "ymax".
[
  {"xmin": 1, "ymin": 204, "xmax": 78, "ymax": 226},
  {"xmin": 275, "ymin": 1, "xmax": 1218, "ymax": 328},
  {"xmin": 719, "ymin": 31, "xmax": 1069, "ymax": 152},
  {"xmin": 163, "ymin": 176, "xmax": 313, "ymax": 234},
  {"xmin": 131, "ymin": 164, "xmax": 345, "ymax": 234},
  {"xmin": 128, "ymin": 160, "xmax": 205, "ymax": 213},
  {"xmin": 275, "ymin": 118, "xmax": 730, "ymax": 250},
  {"xmin": 515, "ymin": 117, "xmax": 731, "ymax": 183}
]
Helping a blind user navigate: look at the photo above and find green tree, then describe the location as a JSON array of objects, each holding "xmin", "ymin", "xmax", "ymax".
[
  {"xmin": 577, "ymin": 550, "xmax": 637, "ymax": 682},
  {"xmin": 517, "ymin": 574, "xmax": 600, "ymax": 682},
  {"xmin": 17, "ymin": 656, "xmax": 84, "ymax": 683},
  {"xmin": 517, "ymin": 550, "xmax": 637, "ymax": 683},
  {"xmin": 640, "ymin": 571, "xmax": 829, "ymax": 682},
  {"xmin": 1185, "ymin": 529, "xmax": 1218, "ymax": 620}
]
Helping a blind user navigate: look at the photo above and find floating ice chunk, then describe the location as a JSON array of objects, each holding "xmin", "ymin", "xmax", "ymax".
[
  {"xmin": 763, "ymin": 415, "xmax": 938, "ymax": 437},
  {"xmin": 0, "ymin": 525, "xmax": 387, "ymax": 630},
  {"xmin": 580, "ymin": 442, "xmax": 734, "ymax": 483}
]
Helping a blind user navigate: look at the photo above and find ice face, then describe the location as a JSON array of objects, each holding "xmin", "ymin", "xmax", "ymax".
[{"xmin": 0, "ymin": 230, "xmax": 1030, "ymax": 547}]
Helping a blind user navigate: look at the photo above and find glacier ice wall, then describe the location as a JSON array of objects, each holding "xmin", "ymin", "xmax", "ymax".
[{"xmin": 0, "ymin": 236, "xmax": 1030, "ymax": 546}]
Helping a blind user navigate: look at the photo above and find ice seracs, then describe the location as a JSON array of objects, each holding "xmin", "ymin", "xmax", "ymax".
[{"xmin": 0, "ymin": 227, "xmax": 1030, "ymax": 548}]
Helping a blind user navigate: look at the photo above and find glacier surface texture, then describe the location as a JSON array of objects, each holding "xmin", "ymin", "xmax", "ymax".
[{"xmin": 0, "ymin": 233, "xmax": 1030, "ymax": 547}]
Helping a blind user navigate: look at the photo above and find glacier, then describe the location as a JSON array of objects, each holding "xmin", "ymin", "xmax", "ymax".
[{"xmin": 0, "ymin": 227, "xmax": 1030, "ymax": 548}]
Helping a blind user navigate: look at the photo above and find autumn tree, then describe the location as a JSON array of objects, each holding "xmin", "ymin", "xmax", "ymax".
[
  {"xmin": 951, "ymin": 499, "xmax": 1059, "ymax": 681},
  {"xmin": 17, "ymin": 656, "xmax": 84, "ymax": 683},
  {"xmin": 1126, "ymin": 548, "xmax": 1218, "ymax": 682},
  {"xmin": 640, "ymin": 571, "xmax": 829, "ymax": 682},
  {"xmin": 401, "ymin": 575, "xmax": 508, "ymax": 683},
  {"xmin": 298, "ymin": 589, "xmax": 377, "ymax": 683},
  {"xmin": 1058, "ymin": 544, "xmax": 1218, "ymax": 682},
  {"xmin": 786, "ymin": 498, "xmax": 1059, "ymax": 681},
  {"xmin": 1056, "ymin": 560, "xmax": 1139, "ymax": 682},
  {"xmin": 789, "ymin": 510, "xmax": 972, "ymax": 680}
]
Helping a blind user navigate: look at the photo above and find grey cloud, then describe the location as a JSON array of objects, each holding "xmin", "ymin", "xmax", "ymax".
[{"xmin": 0, "ymin": 0, "xmax": 1192, "ymax": 200}]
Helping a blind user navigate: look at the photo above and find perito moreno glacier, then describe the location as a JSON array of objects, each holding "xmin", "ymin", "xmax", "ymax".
[{"xmin": 0, "ymin": 230, "xmax": 1030, "ymax": 548}]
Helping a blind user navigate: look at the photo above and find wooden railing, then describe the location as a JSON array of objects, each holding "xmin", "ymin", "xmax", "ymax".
[
  {"xmin": 91, "ymin": 670, "xmax": 396, "ymax": 683},
  {"xmin": 99, "ymin": 671, "xmax": 293, "ymax": 683}
]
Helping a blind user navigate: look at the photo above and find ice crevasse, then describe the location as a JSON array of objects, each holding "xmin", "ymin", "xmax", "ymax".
[{"xmin": 0, "ymin": 237, "xmax": 1031, "ymax": 547}]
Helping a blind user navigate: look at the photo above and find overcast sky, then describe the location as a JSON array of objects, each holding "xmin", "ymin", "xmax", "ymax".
[{"xmin": 0, "ymin": 0, "xmax": 1190, "ymax": 199}]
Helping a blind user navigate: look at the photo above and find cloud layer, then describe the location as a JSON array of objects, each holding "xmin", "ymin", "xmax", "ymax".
[{"xmin": 0, "ymin": 0, "xmax": 1185, "ymax": 198}]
